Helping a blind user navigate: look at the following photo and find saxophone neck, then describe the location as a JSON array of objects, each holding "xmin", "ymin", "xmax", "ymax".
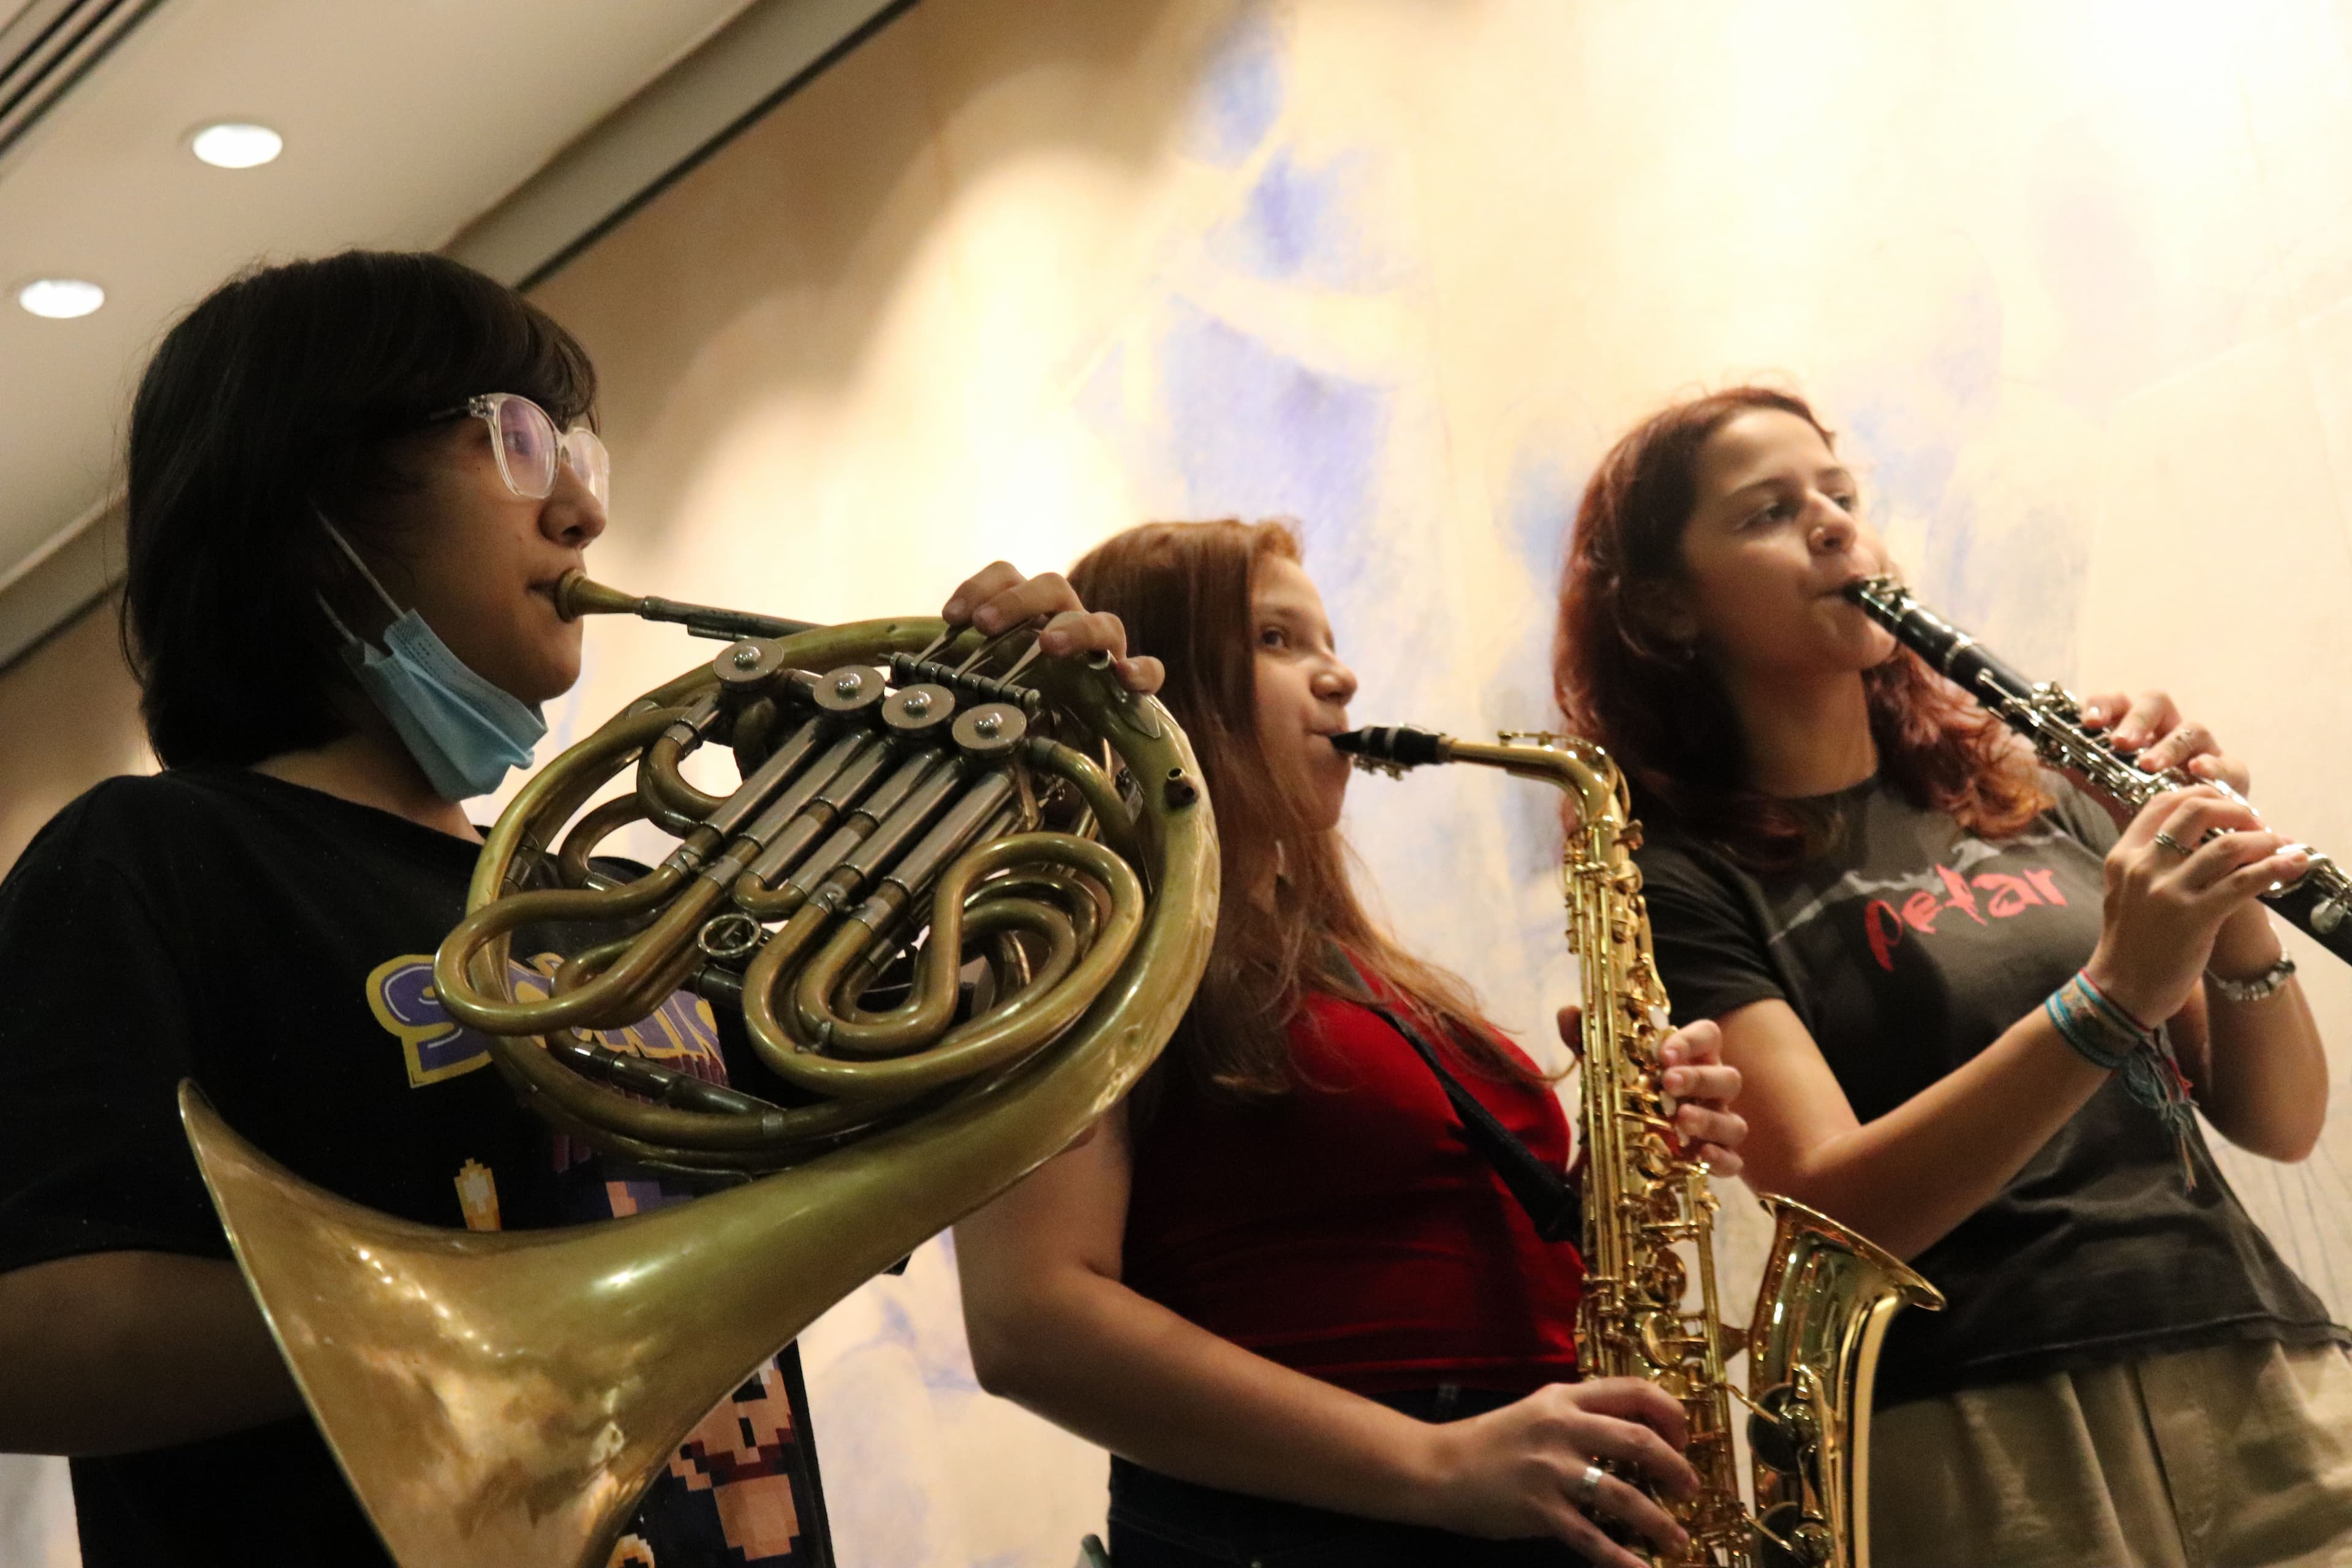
[{"xmin": 1332, "ymin": 726, "xmax": 1629, "ymax": 842}]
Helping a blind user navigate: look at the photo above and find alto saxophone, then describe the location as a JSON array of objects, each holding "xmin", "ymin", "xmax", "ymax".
[
  {"xmin": 1844, "ymin": 576, "xmax": 2352, "ymax": 959},
  {"xmin": 1335, "ymin": 726, "xmax": 1942, "ymax": 1568}
]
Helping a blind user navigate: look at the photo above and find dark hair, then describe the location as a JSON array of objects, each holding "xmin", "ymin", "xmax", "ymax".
[
  {"xmin": 1069, "ymin": 519, "xmax": 1534, "ymax": 1102},
  {"xmin": 123, "ymin": 249, "xmax": 597, "ymax": 769},
  {"xmin": 1554, "ymin": 385, "xmax": 2047, "ymax": 868}
]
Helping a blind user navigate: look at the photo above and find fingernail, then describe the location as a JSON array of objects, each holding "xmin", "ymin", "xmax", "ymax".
[
  {"xmin": 1040, "ymin": 630, "xmax": 1068, "ymax": 653},
  {"xmin": 973, "ymin": 605, "xmax": 1002, "ymax": 631},
  {"xmin": 1665, "ymin": 1069, "xmax": 1689, "ymax": 1093},
  {"xmin": 1660, "ymin": 1043, "xmax": 1683, "ymax": 1066},
  {"xmin": 941, "ymin": 598, "xmax": 967, "ymax": 622}
]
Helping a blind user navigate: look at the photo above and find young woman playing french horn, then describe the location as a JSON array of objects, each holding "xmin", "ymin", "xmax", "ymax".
[
  {"xmin": 1553, "ymin": 386, "xmax": 2352, "ymax": 1567},
  {"xmin": 0, "ymin": 249, "xmax": 1151, "ymax": 1567},
  {"xmin": 955, "ymin": 519, "xmax": 1751, "ymax": 1568}
]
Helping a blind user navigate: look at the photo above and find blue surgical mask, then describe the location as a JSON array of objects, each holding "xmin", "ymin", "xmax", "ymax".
[{"xmin": 317, "ymin": 519, "xmax": 548, "ymax": 801}]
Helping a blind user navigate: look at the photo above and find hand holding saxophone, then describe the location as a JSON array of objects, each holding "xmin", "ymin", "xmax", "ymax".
[
  {"xmin": 1559, "ymin": 1008, "xmax": 1747, "ymax": 1177},
  {"xmin": 1408, "ymin": 1378, "xmax": 1699, "ymax": 1567}
]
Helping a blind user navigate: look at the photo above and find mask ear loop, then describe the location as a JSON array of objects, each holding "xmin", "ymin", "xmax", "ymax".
[
  {"xmin": 317, "ymin": 513, "xmax": 405, "ymax": 617},
  {"xmin": 315, "ymin": 513, "xmax": 407, "ymax": 648},
  {"xmin": 315, "ymin": 592, "xmax": 366, "ymax": 650}
]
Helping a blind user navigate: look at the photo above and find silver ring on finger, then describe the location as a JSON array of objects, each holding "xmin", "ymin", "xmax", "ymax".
[
  {"xmin": 1575, "ymin": 1461, "xmax": 1605, "ymax": 1509},
  {"xmin": 2153, "ymin": 829, "xmax": 2193, "ymax": 857}
]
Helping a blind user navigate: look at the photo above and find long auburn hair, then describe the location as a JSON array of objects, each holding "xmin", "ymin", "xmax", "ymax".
[
  {"xmin": 1553, "ymin": 386, "xmax": 2047, "ymax": 869},
  {"xmin": 1069, "ymin": 519, "xmax": 1537, "ymax": 1101}
]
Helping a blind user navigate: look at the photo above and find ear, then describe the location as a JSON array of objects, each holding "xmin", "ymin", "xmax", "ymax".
[{"xmin": 1628, "ymin": 579, "xmax": 1698, "ymax": 649}]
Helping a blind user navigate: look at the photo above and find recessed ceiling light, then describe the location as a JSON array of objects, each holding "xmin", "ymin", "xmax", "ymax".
[
  {"xmin": 190, "ymin": 121, "xmax": 282, "ymax": 169},
  {"xmin": 17, "ymin": 279, "xmax": 105, "ymax": 319}
]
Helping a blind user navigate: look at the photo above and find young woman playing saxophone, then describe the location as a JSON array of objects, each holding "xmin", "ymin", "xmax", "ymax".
[{"xmin": 956, "ymin": 520, "xmax": 1749, "ymax": 1567}]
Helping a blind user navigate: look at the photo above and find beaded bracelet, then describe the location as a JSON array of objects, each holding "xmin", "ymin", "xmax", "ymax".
[
  {"xmin": 2207, "ymin": 952, "xmax": 2296, "ymax": 1004},
  {"xmin": 2044, "ymin": 970, "xmax": 2200, "ymax": 1188}
]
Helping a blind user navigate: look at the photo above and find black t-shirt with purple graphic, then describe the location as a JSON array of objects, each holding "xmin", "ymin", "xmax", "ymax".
[
  {"xmin": 0, "ymin": 767, "xmax": 831, "ymax": 1568},
  {"xmin": 1635, "ymin": 772, "xmax": 2345, "ymax": 1407}
]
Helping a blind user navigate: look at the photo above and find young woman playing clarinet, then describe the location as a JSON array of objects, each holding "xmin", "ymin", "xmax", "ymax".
[
  {"xmin": 0, "ymin": 249, "xmax": 1145, "ymax": 1568},
  {"xmin": 955, "ymin": 519, "xmax": 1750, "ymax": 1568},
  {"xmin": 1553, "ymin": 385, "xmax": 2352, "ymax": 1567}
]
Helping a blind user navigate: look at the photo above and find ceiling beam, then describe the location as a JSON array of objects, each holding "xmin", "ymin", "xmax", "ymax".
[
  {"xmin": 0, "ymin": 0, "xmax": 168, "ymax": 172},
  {"xmin": 449, "ymin": 0, "xmax": 916, "ymax": 291},
  {"xmin": 0, "ymin": 489, "xmax": 119, "ymax": 678}
]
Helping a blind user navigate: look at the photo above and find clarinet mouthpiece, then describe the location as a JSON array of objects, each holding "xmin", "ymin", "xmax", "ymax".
[{"xmin": 1843, "ymin": 575, "xmax": 1907, "ymax": 612}]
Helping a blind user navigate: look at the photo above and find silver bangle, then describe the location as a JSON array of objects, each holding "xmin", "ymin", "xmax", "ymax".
[{"xmin": 2206, "ymin": 952, "xmax": 2296, "ymax": 1003}]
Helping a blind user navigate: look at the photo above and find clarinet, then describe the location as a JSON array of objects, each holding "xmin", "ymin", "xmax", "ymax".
[{"xmin": 1844, "ymin": 575, "xmax": 2352, "ymax": 963}]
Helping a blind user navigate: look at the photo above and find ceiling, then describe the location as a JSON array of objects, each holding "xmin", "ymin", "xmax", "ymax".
[{"xmin": 0, "ymin": 0, "xmax": 907, "ymax": 666}]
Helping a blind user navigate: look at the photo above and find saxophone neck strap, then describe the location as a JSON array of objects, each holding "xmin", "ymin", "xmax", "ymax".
[{"xmin": 1332, "ymin": 952, "xmax": 1583, "ymax": 1245}]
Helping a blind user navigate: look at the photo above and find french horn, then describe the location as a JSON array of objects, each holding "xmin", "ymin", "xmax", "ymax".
[{"xmin": 178, "ymin": 573, "xmax": 1218, "ymax": 1568}]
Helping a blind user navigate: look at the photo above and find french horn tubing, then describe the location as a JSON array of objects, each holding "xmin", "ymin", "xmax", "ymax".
[{"xmin": 178, "ymin": 572, "xmax": 1218, "ymax": 1568}]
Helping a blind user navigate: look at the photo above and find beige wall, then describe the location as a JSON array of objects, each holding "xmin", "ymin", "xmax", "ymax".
[
  {"xmin": 10, "ymin": 0, "xmax": 2352, "ymax": 1562},
  {"xmin": 0, "ymin": 597, "xmax": 152, "ymax": 872}
]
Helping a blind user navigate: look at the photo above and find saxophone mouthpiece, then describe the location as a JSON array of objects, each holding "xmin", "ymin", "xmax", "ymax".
[{"xmin": 1330, "ymin": 726, "xmax": 1449, "ymax": 771}]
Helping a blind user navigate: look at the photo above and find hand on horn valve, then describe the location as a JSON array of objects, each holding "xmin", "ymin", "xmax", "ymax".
[{"xmin": 942, "ymin": 562, "xmax": 1165, "ymax": 695}]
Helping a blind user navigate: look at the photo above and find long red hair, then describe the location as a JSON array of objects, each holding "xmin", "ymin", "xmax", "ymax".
[
  {"xmin": 1553, "ymin": 386, "xmax": 2047, "ymax": 867},
  {"xmin": 1070, "ymin": 519, "xmax": 1535, "ymax": 1101}
]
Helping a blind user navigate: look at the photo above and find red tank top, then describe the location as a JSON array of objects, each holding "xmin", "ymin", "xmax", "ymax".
[{"xmin": 1121, "ymin": 986, "xmax": 1584, "ymax": 1396}]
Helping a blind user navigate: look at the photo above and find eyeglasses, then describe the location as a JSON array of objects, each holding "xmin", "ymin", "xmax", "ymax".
[{"xmin": 432, "ymin": 392, "xmax": 610, "ymax": 508}]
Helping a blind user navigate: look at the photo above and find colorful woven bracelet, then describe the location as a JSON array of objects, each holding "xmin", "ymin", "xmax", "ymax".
[
  {"xmin": 2044, "ymin": 973, "xmax": 2139, "ymax": 1071},
  {"xmin": 2073, "ymin": 970, "xmax": 2156, "ymax": 1037},
  {"xmin": 2044, "ymin": 970, "xmax": 2201, "ymax": 1188}
]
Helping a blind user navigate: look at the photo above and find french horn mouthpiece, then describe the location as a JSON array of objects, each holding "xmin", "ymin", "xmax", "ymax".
[{"xmin": 553, "ymin": 570, "xmax": 644, "ymax": 622}]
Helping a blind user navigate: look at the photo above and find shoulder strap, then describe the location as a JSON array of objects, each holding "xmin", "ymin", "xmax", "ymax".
[{"xmin": 1334, "ymin": 954, "xmax": 1583, "ymax": 1244}]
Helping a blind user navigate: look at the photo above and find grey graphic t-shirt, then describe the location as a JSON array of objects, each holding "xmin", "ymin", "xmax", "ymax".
[{"xmin": 1635, "ymin": 774, "xmax": 2344, "ymax": 1406}]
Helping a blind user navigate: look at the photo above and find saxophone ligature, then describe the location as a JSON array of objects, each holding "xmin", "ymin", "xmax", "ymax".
[
  {"xmin": 1843, "ymin": 576, "xmax": 2352, "ymax": 957},
  {"xmin": 178, "ymin": 573, "xmax": 1218, "ymax": 1568},
  {"xmin": 1333, "ymin": 725, "xmax": 1941, "ymax": 1568}
]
